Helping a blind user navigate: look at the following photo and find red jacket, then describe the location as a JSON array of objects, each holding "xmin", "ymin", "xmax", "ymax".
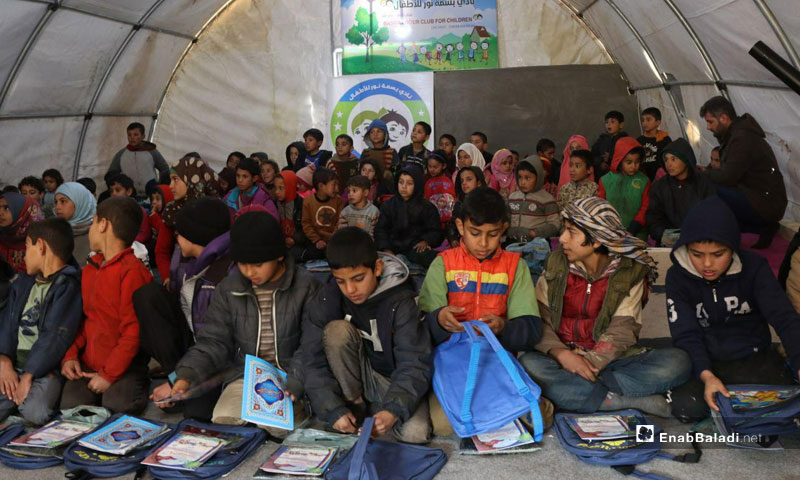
[
  {"xmin": 62, "ymin": 248, "xmax": 152, "ymax": 383},
  {"xmin": 155, "ymin": 220, "xmax": 175, "ymax": 281},
  {"xmin": 556, "ymin": 271, "xmax": 610, "ymax": 351}
]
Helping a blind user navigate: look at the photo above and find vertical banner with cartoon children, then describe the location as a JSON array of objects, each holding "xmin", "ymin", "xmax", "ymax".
[
  {"xmin": 341, "ymin": 0, "xmax": 498, "ymax": 75},
  {"xmin": 329, "ymin": 73, "xmax": 434, "ymax": 155}
]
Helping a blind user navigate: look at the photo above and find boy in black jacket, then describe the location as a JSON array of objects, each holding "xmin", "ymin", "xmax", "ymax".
[
  {"xmin": 301, "ymin": 227, "xmax": 432, "ymax": 444},
  {"xmin": 591, "ymin": 110, "xmax": 629, "ymax": 177},
  {"xmin": 0, "ymin": 218, "xmax": 83, "ymax": 424},
  {"xmin": 667, "ymin": 197, "xmax": 800, "ymax": 422}
]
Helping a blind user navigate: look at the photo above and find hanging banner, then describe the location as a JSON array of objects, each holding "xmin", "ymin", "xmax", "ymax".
[
  {"xmin": 329, "ymin": 73, "xmax": 434, "ymax": 155},
  {"xmin": 341, "ymin": 0, "xmax": 498, "ymax": 75}
]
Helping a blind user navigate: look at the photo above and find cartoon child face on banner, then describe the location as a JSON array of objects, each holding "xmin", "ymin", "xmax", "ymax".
[{"xmin": 331, "ymin": 77, "xmax": 432, "ymax": 153}]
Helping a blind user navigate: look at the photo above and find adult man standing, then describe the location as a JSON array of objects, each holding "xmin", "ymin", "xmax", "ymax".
[
  {"xmin": 107, "ymin": 122, "xmax": 169, "ymax": 197},
  {"xmin": 700, "ymin": 96, "xmax": 787, "ymax": 249}
]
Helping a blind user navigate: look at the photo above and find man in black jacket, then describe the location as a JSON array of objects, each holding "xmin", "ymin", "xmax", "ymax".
[
  {"xmin": 699, "ymin": 96, "xmax": 787, "ymax": 248},
  {"xmin": 301, "ymin": 227, "xmax": 432, "ymax": 444}
]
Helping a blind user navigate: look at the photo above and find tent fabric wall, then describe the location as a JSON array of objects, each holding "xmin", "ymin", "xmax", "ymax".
[{"xmin": 0, "ymin": 0, "xmax": 798, "ymax": 219}]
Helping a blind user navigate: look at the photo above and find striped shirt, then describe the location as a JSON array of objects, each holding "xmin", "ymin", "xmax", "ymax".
[{"xmin": 254, "ymin": 282, "xmax": 279, "ymax": 365}]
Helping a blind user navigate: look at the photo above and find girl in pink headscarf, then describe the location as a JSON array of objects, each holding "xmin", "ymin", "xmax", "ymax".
[
  {"xmin": 558, "ymin": 135, "xmax": 593, "ymax": 188},
  {"xmin": 486, "ymin": 148, "xmax": 517, "ymax": 201}
]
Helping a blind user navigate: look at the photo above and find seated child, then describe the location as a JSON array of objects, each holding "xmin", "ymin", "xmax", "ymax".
[
  {"xmin": 668, "ymin": 197, "xmax": 800, "ymax": 422},
  {"xmin": 223, "ymin": 157, "xmax": 278, "ymax": 220},
  {"xmin": 60, "ymin": 197, "xmax": 153, "ymax": 414},
  {"xmin": 536, "ymin": 138, "xmax": 557, "ymax": 185},
  {"xmin": 646, "ymin": 138, "xmax": 715, "ymax": 246},
  {"xmin": 398, "ymin": 121, "xmax": 432, "ymax": 169},
  {"xmin": 556, "ymin": 149, "xmax": 598, "ymax": 211},
  {"xmin": 359, "ymin": 158, "xmax": 393, "ymax": 206},
  {"xmin": 328, "ymin": 134, "xmax": 360, "ymax": 189},
  {"xmin": 217, "ymin": 166, "xmax": 235, "ymax": 195},
  {"xmin": 285, "ymin": 141, "xmax": 307, "ymax": 172},
  {"xmin": 225, "ymin": 151, "xmax": 245, "ymax": 169},
  {"xmin": 437, "ymin": 133, "xmax": 457, "ymax": 176},
  {"xmin": 302, "ymin": 227, "xmax": 432, "ymax": 443},
  {"xmin": 597, "ymin": 137, "xmax": 650, "ymax": 240},
  {"xmin": 360, "ymin": 119, "xmax": 400, "ymax": 177},
  {"xmin": 446, "ymin": 166, "xmax": 486, "ymax": 247},
  {"xmin": 54, "ymin": 182, "xmax": 97, "ymax": 265},
  {"xmin": 155, "ymin": 212, "xmax": 319, "ymax": 437},
  {"xmin": 301, "ymin": 128, "xmax": 333, "ymax": 170},
  {"xmin": 274, "ymin": 171, "xmax": 306, "ymax": 248},
  {"xmin": 424, "ymin": 151, "xmax": 456, "ymax": 229},
  {"xmin": 19, "ymin": 176, "xmax": 52, "ymax": 218},
  {"xmin": 108, "ymin": 174, "xmax": 152, "ymax": 245},
  {"xmin": 374, "ymin": 164, "xmax": 443, "ymax": 267},
  {"xmin": 338, "ymin": 176, "xmax": 379, "ymax": 238},
  {"xmin": 507, "ymin": 157, "xmax": 561, "ymax": 243},
  {"xmin": 0, "ymin": 218, "xmax": 83, "ymax": 424},
  {"xmin": 259, "ymin": 159, "xmax": 280, "ymax": 193},
  {"xmin": 521, "ymin": 196, "xmax": 690, "ymax": 416},
  {"xmin": 0, "ymin": 192, "xmax": 44, "ymax": 273},
  {"xmin": 147, "ymin": 184, "xmax": 173, "ymax": 242},
  {"xmin": 558, "ymin": 134, "xmax": 592, "ymax": 188},
  {"xmin": 709, "ymin": 146, "xmax": 721, "ymax": 169},
  {"xmin": 454, "ymin": 143, "xmax": 486, "ymax": 181},
  {"xmin": 295, "ymin": 165, "xmax": 314, "ymax": 199},
  {"xmin": 42, "ymin": 168, "xmax": 64, "ymax": 217},
  {"xmin": 636, "ymin": 107, "xmax": 672, "ymax": 181},
  {"xmin": 299, "ymin": 167, "xmax": 342, "ymax": 261},
  {"xmin": 487, "ymin": 149, "xmax": 517, "ymax": 200},
  {"xmin": 591, "ymin": 110, "xmax": 629, "ymax": 177}
]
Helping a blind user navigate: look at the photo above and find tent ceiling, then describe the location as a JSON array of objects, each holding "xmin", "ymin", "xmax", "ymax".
[{"xmin": 0, "ymin": 0, "xmax": 799, "ymax": 215}]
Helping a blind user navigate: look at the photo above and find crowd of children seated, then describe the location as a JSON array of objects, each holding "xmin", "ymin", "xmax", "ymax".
[{"xmin": 0, "ymin": 107, "xmax": 798, "ymax": 455}]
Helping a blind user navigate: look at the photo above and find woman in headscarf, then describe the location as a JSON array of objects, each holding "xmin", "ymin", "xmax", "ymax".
[
  {"xmin": 557, "ymin": 135, "xmax": 593, "ymax": 188},
  {"xmin": 155, "ymin": 154, "xmax": 220, "ymax": 284},
  {"xmin": 54, "ymin": 182, "xmax": 96, "ymax": 266},
  {"xmin": 519, "ymin": 196, "xmax": 690, "ymax": 418},
  {"xmin": 0, "ymin": 192, "xmax": 44, "ymax": 272}
]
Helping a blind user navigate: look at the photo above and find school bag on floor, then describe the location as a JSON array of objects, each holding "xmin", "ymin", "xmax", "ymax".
[
  {"xmin": 554, "ymin": 410, "xmax": 701, "ymax": 480},
  {"xmin": 0, "ymin": 406, "xmax": 110, "ymax": 470},
  {"xmin": 63, "ymin": 413, "xmax": 174, "ymax": 479},
  {"xmin": 144, "ymin": 418, "xmax": 267, "ymax": 480},
  {"xmin": 433, "ymin": 319, "xmax": 544, "ymax": 439},
  {"xmin": 715, "ymin": 384, "xmax": 800, "ymax": 437},
  {"xmin": 324, "ymin": 417, "xmax": 447, "ymax": 480}
]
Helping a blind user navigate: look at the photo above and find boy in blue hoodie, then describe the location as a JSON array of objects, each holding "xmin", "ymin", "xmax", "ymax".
[
  {"xmin": 0, "ymin": 218, "xmax": 83, "ymax": 424},
  {"xmin": 668, "ymin": 197, "xmax": 800, "ymax": 422}
]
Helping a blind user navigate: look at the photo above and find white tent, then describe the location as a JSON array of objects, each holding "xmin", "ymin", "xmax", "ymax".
[{"xmin": 1, "ymin": 0, "xmax": 798, "ymax": 218}]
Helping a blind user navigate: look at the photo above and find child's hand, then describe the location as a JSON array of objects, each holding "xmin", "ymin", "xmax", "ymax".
[
  {"xmin": 413, "ymin": 241, "xmax": 431, "ymax": 252},
  {"xmin": 0, "ymin": 356, "xmax": 19, "ymax": 400},
  {"xmin": 553, "ymin": 349, "xmax": 598, "ymax": 382},
  {"xmin": 84, "ymin": 372, "xmax": 112, "ymax": 394},
  {"xmin": 437, "ymin": 306, "xmax": 466, "ymax": 333},
  {"xmin": 61, "ymin": 360, "xmax": 84, "ymax": 380},
  {"xmin": 479, "ymin": 314, "xmax": 506, "ymax": 335},
  {"xmin": 315, "ymin": 240, "xmax": 327, "ymax": 250},
  {"xmin": 700, "ymin": 370, "xmax": 729, "ymax": 412},
  {"xmin": 366, "ymin": 410, "xmax": 398, "ymax": 438},
  {"xmin": 13, "ymin": 373, "xmax": 33, "ymax": 406},
  {"xmin": 332, "ymin": 412, "xmax": 358, "ymax": 434},
  {"xmin": 152, "ymin": 379, "xmax": 189, "ymax": 408}
]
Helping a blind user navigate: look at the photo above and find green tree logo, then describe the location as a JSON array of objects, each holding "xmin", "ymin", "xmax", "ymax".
[{"xmin": 345, "ymin": 2, "xmax": 390, "ymax": 63}]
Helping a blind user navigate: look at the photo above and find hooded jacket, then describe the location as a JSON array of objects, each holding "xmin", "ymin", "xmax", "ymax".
[
  {"xmin": 591, "ymin": 131, "xmax": 629, "ymax": 177},
  {"xmin": 666, "ymin": 197, "xmax": 800, "ymax": 378},
  {"xmin": 374, "ymin": 164, "xmax": 444, "ymax": 253},
  {"xmin": 286, "ymin": 142, "xmax": 308, "ymax": 172},
  {"xmin": 175, "ymin": 257, "xmax": 320, "ymax": 395},
  {"xmin": 360, "ymin": 119, "xmax": 400, "ymax": 175},
  {"xmin": 302, "ymin": 253, "xmax": 432, "ymax": 424},
  {"xmin": 507, "ymin": 156, "xmax": 561, "ymax": 242},
  {"xmin": 108, "ymin": 141, "xmax": 170, "ymax": 195},
  {"xmin": 598, "ymin": 137, "xmax": 650, "ymax": 236},
  {"xmin": 646, "ymin": 138, "xmax": 715, "ymax": 243},
  {"xmin": 703, "ymin": 114, "xmax": 787, "ymax": 223},
  {"xmin": 0, "ymin": 265, "xmax": 83, "ymax": 378},
  {"xmin": 223, "ymin": 183, "xmax": 278, "ymax": 222},
  {"xmin": 637, "ymin": 130, "xmax": 672, "ymax": 181}
]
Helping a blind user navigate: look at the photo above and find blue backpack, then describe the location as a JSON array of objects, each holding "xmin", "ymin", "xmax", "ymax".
[
  {"xmin": 62, "ymin": 414, "xmax": 174, "ymax": 479},
  {"xmin": 433, "ymin": 320, "xmax": 544, "ymax": 439},
  {"xmin": 554, "ymin": 410, "xmax": 701, "ymax": 480},
  {"xmin": 145, "ymin": 419, "xmax": 267, "ymax": 480},
  {"xmin": 324, "ymin": 417, "xmax": 447, "ymax": 480},
  {"xmin": 715, "ymin": 384, "xmax": 800, "ymax": 437}
]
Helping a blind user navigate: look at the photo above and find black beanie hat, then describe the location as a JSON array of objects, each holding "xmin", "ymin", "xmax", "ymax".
[
  {"xmin": 176, "ymin": 197, "xmax": 231, "ymax": 246},
  {"xmin": 231, "ymin": 211, "xmax": 287, "ymax": 263}
]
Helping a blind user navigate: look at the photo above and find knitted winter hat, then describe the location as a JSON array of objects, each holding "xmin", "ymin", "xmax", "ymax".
[
  {"xmin": 296, "ymin": 165, "xmax": 315, "ymax": 188},
  {"xmin": 176, "ymin": 197, "xmax": 230, "ymax": 246},
  {"xmin": 231, "ymin": 211, "xmax": 287, "ymax": 263}
]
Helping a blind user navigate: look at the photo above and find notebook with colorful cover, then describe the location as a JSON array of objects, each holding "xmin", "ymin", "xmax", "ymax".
[
  {"xmin": 728, "ymin": 387, "xmax": 800, "ymax": 410},
  {"xmin": 9, "ymin": 419, "xmax": 95, "ymax": 449},
  {"xmin": 259, "ymin": 445, "xmax": 338, "ymax": 476},
  {"xmin": 470, "ymin": 419, "xmax": 535, "ymax": 453},
  {"xmin": 565, "ymin": 414, "xmax": 634, "ymax": 441},
  {"xmin": 241, "ymin": 354, "xmax": 294, "ymax": 430},
  {"xmin": 77, "ymin": 415, "xmax": 168, "ymax": 455},
  {"xmin": 141, "ymin": 433, "xmax": 227, "ymax": 471}
]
